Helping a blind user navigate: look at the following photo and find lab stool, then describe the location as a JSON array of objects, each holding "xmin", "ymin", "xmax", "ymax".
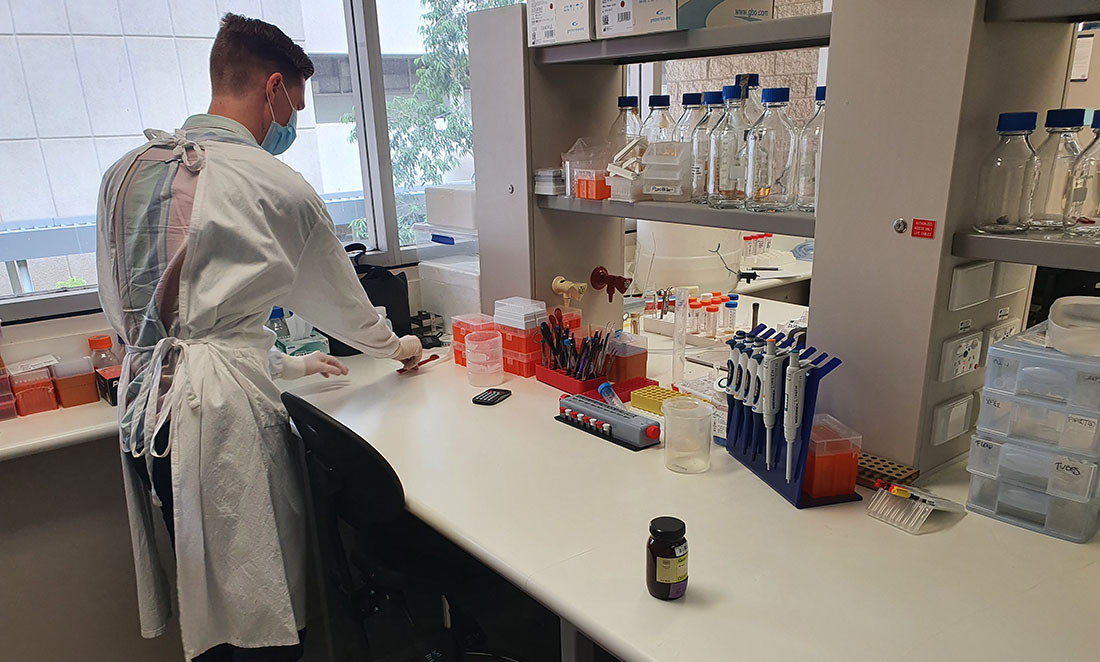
[{"xmin": 282, "ymin": 393, "xmax": 528, "ymax": 661}]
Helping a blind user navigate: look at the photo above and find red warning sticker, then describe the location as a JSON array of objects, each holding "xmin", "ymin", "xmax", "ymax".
[{"xmin": 911, "ymin": 219, "xmax": 936, "ymax": 239}]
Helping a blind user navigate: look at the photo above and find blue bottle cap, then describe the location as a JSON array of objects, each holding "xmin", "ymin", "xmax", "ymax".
[
  {"xmin": 618, "ymin": 95, "xmax": 639, "ymax": 108},
  {"xmin": 725, "ymin": 300, "xmax": 736, "ymax": 308},
  {"xmin": 270, "ymin": 306, "xmax": 284, "ymax": 319},
  {"xmin": 735, "ymin": 73, "xmax": 760, "ymax": 87},
  {"xmin": 703, "ymin": 90, "xmax": 724, "ymax": 105},
  {"xmin": 996, "ymin": 112, "xmax": 1037, "ymax": 133},
  {"xmin": 761, "ymin": 87, "xmax": 790, "ymax": 104},
  {"xmin": 1045, "ymin": 108, "xmax": 1087, "ymax": 129},
  {"xmin": 721, "ymin": 84, "xmax": 746, "ymax": 100},
  {"xmin": 1093, "ymin": 112, "xmax": 1100, "ymax": 130},
  {"xmin": 730, "ymin": 294, "xmax": 739, "ymax": 300},
  {"xmin": 815, "ymin": 86, "xmax": 826, "ymax": 102},
  {"xmin": 649, "ymin": 94, "xmax": 671, "ymax": 107},
  {"xmin": 681, "ymin": 92, "xmax": 703, "ymax": 106}
]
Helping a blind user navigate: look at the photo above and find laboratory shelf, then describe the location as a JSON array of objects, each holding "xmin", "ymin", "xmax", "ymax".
[
  {"xmin": 985, "ymin": 0, "xmax": 1100, "ymax": 23},
  {"xmin": 951, "ymin": 231, "xmax": 1100, "ymax": 273},
  {"xmin": 533, "ymin": 13, "xmax": 831, "ymax": 66},
  {"xmin": 537, "ymin": 195, "xmax": 815, "ymax": 238}
]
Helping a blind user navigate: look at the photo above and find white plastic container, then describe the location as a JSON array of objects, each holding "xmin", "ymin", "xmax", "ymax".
[
  {"xmin": 641, "ymin": 141, "xmax": 691, "ymax": 202},
  {"xmin": 418, "ymin": 255, "xmax": 481, "ymax": 326},
  {"xmin": 985, "ymin": 321, "xmax": 1100, "ymax": 408},
  {"xmin": 607, "ymin": 175, "xmax": 649, "ymax": 202},
  {"xmin": 968, "ymin": 435, "xmax": 1100, "ymax": 503},
  {"xmin": 424, "ymin": 184, "xmax": 476, "ymax": 230},
  {"xmin": 967, "ymin": 473, "xmax": 1100, "ymax": 543},
  {"xmin": 493, "ymin": 297, "xmax": 547, "ymax": 330},
  {"xmin": 1048, "ymin": 296, "xmax": 1100, "ymax": 357}
]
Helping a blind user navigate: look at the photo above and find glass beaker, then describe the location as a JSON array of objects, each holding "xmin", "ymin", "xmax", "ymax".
[{"xmin": 662, "ymin": 398, "xmax": 715, "ymax": 474}]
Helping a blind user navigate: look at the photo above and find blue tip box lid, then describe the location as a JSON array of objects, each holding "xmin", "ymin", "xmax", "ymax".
[
  {"xmin": 270, "ymin": 306, "xmax": 284, "ymax": 319},
  {"xmin": 762, "ymin": 87, "xmax": 790, "ymax": 103},
  {"xmin": 681, "ymin": 92, "xmax": 702, "ymax": 106},
  {"xmin": 618, "ymin": 95, "xmax": 639, "ymax": 108},
  {"xmin": 997, "ymin": 112, "xmax": 1037, "ymax": 132},
  {"xmin": 649, "ymin": 94, "xmax": 670, "ymax": 107},
  {"xmin": 703, "ymin": 90, "xmax": 724, "ymax": 105},
  {"xmin": 815, "ymin": 86, "xmax": 826, "ymax": 101},
  {"xmin": 1045, "ymin": 108, "xmax": 1087, "ymax": 129}
]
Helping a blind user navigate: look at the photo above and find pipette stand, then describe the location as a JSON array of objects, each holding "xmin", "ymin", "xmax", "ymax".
[{"xmin": 724, "ymin": 330, "xmax": 861, "ymax": 509}]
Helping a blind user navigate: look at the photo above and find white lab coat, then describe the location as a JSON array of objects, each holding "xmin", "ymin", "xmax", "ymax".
[{"xmin": 96, "ymin": 121, "xmax": 400, "ymax": 659}]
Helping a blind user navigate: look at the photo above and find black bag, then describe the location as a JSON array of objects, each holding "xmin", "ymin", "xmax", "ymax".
[{"xmin": 319, "ymin": 243, "xmax": 412, "ymax": 357}]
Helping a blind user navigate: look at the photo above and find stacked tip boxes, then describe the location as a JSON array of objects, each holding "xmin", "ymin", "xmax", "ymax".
[
  {"xmin": 968, "ymin": 322, "xmax": 1100, "ymax": 542},
  {"xmin": 451, "ymin": 313, "xmax": 495, "ymax": 367},
  {"xmin": 495, "ymin": 298, "xmax": 549, "ymax": 378}
]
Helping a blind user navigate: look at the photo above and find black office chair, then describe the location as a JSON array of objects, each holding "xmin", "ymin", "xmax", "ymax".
[{"xmin": 281, "ymin": 392, "xmax": 521, "ymax": 662}]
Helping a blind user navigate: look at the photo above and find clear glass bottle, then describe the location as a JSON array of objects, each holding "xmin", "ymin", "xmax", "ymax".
[
  {"xmin": 746, "ymin": 87, "xmax": 798, "ymax": 212},
  {"xmin": 795, "ymin": 86, "xmax": 826, "ymax": 212},
  {"xmin": 1065, "ymin": 112, "xmax": 1100, "ymax": 237},
  {"xmin": 1030, "ymin": 108, "xmax": 1087, "ymax": 230},
  {"xmin": 609, "ymin": 95, "xmax": 642, "ymax": 140},
  {"xmin": 973, "ymin": 111, "xmax": 1038, "ymax": 234},
  {"xmin": 673, "ymin": 93, "xmax": 705, "ymax": 142},
  {"xmin": 708, "ymin": 85, "xmax": 751, "ymax": 209},
  {"xmin": 690, "ymin": 91, "xmax": 725, "ymax": 204},
  {"xmin": 737, "ymin": 73, "xmax": 763, "ymax": 124},
  {"xmin": 641, "ymin": 94, "xmax": 676, "ymax": 145}
]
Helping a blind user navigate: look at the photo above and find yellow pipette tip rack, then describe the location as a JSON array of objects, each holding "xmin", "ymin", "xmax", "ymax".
[{"xmin": 631, "ymin": 385, "xmax": 690, "ymax": 416}]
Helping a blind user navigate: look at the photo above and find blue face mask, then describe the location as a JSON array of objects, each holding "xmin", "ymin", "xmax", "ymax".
[{"xmin": 260, "ymin": 84, "xmax": 297, "ymax": 155}]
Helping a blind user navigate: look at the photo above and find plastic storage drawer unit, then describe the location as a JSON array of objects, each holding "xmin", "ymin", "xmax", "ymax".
[
  {"xmin": 968, "ymin": 435, "xmax": 1100, "ymax": 503},
  {"xmin": 985, "ymin": 322, "xmax": 1100, "ymax": 409},
  {"xmin": 967, "ymin": 473, "xmax": 1100, "ymax": 543},
  {"xmin": 977, "ymin": 388, "xmax": 1100, "ymax": 457}
]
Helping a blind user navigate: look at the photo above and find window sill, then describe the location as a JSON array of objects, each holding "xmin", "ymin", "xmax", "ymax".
[{"xmin": 0, "ymin": 288, "xmax": 102, "ymax": 324}]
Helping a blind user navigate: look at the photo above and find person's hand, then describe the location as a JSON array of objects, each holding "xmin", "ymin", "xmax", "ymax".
[
  {"xmin": 304, "ymin": 352, "xmax": 349, "ymax": 378},
  {"xmin": 392, "ymin": 335, "xmax": 423, "ymax": 370}
]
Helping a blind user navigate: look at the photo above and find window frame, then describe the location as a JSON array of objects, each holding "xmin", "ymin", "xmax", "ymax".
[{"xmin": 0, "ymin": 0, "xmax": 419, "ymax": 323}]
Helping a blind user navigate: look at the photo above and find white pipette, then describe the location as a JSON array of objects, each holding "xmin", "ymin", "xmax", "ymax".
[
  {"xmin": 759, "ymin": 339, "xmax": 784, "ymax": 470},
  {"xmin": 783, "ymin": 349, "xmax": 811, "ymax": 483}
]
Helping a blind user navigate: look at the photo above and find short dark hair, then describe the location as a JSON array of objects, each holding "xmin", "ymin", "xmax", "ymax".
[{"xmin": 210, "ymin": 13, "xmax": 314, "ymax": 94}]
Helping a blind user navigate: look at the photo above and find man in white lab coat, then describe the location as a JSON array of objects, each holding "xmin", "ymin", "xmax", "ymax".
[{"xmin": 96, "ymin": 13, "xmax": 423, "ymax": 662}]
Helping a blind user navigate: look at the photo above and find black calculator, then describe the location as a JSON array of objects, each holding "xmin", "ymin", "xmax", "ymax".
[{"xmin": 472, "ymin": 389, "xmax": 512, "ymax": 406}]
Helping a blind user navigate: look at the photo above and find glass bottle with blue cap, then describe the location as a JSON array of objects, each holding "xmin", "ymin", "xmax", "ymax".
[
  {"xmin": 746, "ymin": 87, "xmax": 798, "ymax": 212},
  {"xmin": 708, "ymin": 84, "xmax": 751, "ymax": 209},
  {"xmin": 1030, "ymin": 108, "xmax": 1089, "ymax": 229},
  {"xmin": 641, "ymin": 94, "xmax": 676, "ymax": 144},
  {"xmin": 690, "ymin": 91, "xmax": 726, "ymax": 204},
  {"xmin": 1064, "ymin": 112, "xmax": 1100, "ymax": 237},
  {"xmin": 796, "ymin": 86, "xmax": 826, "ymax": 213},
  {"xmin": 737, "ymin": 73, "xmax": 763, "ymax": 123},
  {"xmin": 973, "ymin": 111, "xmax": 1038, "ymax": 234},
  {"xmin": 673, "ymin": 92, "xmax": 706, "ymax": 143}
]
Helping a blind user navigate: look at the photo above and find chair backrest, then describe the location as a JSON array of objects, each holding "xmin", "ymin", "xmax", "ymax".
[{"xmin": 281, "ymin": 392, "xmax": 406, "ymax": 528}]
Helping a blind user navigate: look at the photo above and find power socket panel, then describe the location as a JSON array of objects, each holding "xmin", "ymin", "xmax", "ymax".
[
  {"xmin": 983, "ymin": 318, "xmax": 1021, "ymax": 363},
  {"xmin": 940, "ymin": 331, "xmax": 983, "ymax": 382}
]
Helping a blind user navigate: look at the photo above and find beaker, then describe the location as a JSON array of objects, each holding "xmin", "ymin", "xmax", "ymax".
[
  {"xmin": 662, "ymin": 398, "xmax": 715, "ymax": 474},
  {"xmin": 465, "ymin": 330, "xmax": 504, "ymax": 387}
]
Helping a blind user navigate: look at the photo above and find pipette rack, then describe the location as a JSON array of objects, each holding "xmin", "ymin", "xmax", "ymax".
[{"xmin": 724, "ymin": 324, "xmax": 861, "ymax": 509}]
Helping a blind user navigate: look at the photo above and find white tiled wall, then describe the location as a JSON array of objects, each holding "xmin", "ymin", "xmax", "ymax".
[{"xmin": 0, "ymin": 0, "xmax": 324, "ymax": 230}]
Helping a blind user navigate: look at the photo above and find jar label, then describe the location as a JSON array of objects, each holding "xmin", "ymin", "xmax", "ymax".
[{"xmin": 655, "ymin": 545, "xmax": 688, "ymax": 584}]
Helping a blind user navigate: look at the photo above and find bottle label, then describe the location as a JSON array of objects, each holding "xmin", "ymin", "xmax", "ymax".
[
  {"xmin": 645, "ymin": 184, "xmax": 683, "ymax": 195},
  {"xmin": 655, "ymin": 543, "xmax": 689, "ymax": 585}
]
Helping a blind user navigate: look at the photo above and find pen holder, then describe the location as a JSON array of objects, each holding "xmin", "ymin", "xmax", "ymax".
[
  {"xmin": 536, "ymin": 365, "xmax": 606, "ymax": 395},
  {"xmin": 723, "ymin": 327, "xmax": 861, "ymax": 509}
]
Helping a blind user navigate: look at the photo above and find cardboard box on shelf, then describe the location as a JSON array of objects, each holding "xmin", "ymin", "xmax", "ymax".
[
  {"xmin": 676, "ymin": 0, "xmax": 773, "ymax": 29},
  {"xmin": 598, "ymin": 0, "xmax": 677, "ymax": 39},
  {"xmin": 528, "ymin": 0, "xmax": 595, "ymax": 46}
]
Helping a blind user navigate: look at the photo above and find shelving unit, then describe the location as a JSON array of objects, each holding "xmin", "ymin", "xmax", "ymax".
[
  {"xmin": 534, "ymin": 13, "xmax": 831, "ymax": 65},
  {"xmin": 952, "ymin": 231, "xmax": 1100, "ymax": 272},
  {"xmin": 537, "ymin": 195, "xmax": 815, "ymax": 237},
  {"xmin": 985, "ymin": 0, "xmax": 1100, "ymax": 23}
]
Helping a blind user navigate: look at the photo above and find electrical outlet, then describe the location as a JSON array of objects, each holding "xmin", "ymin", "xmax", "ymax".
[
  {"xmin": 983, "ymin": 318, "xmax": 1021, "ymax": 363},
  {"xmin": 940, "ymin": 331, "xmax": 983, "ymax": 381}
]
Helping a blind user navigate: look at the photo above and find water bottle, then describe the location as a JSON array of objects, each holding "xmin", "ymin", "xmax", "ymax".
[
  {"xmin": 641, "ymin": 95, "xmax": 676, "ymax": 145},
  {"xmin": 673, "ymin": 93, "xmax": 706, "ymax": 142},
  {"xmin": 1065, "ymin": 112, "xmax": 1100, "ymax": 237},
  {"xmin": 746, "ymin": 87, "xmax": 798, "ymax": 212},
  {"xmin": 973, "ymin": 112, "xmax": 1038, "ymax": 234},
  {"xmin": 690, "ymin": 91, "xmax": 725, "ymax": 204},
  {"xmin": 266, "ymin": 306, "xmax": 291, "ymax": 340},
  {"xmin": 795, "ymin": 86, "xmax": 826, "ymax": 212},
  {"xmin": 707, "ymin": 85, "xmax": 751, "ymax": 209},
  {"xmin": 609, "ymin": 95, "xmax": 642, "ymax": 140},
  {"xmin": 737, "ymin": 73, "xmax": 763, "ymax": 124},
  {"xmin": 1029, "ymin": 108, "xmax": 1088, "ymax": 230}
]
